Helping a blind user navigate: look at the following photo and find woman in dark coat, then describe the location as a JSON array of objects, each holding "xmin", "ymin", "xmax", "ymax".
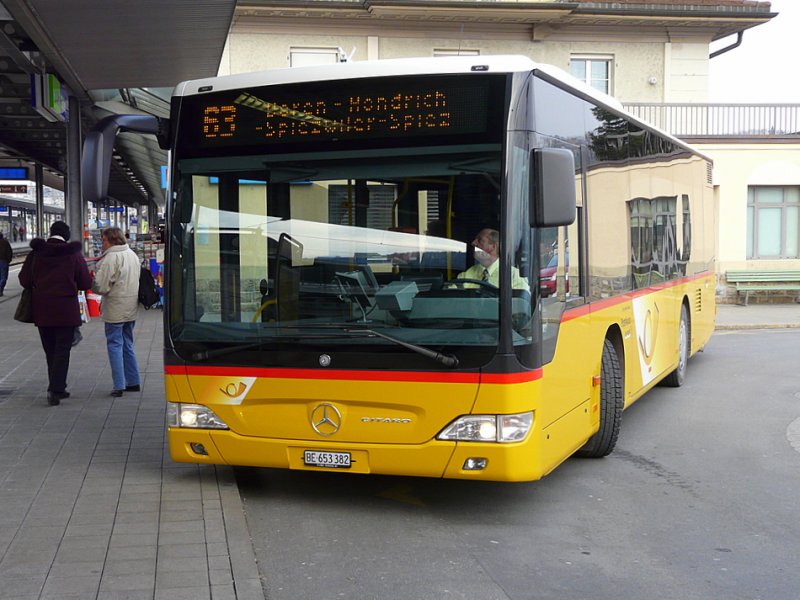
[{"xmin": 19, "ymin": 221, "xmax": 92, "ymax": 406}]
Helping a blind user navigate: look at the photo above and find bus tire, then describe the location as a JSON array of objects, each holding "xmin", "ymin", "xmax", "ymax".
[
  {"xmin": 661, "ymin": 304, "xmax": 689, "ymax": 388},
  {"xmin": 577, "ymin": 338, "xmax": 623, "ymax": 458}
]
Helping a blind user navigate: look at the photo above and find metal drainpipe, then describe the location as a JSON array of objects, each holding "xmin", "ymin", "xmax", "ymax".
[{"xmin": 710, "ymin": 32, "xmax": 744, "ymax": 59}]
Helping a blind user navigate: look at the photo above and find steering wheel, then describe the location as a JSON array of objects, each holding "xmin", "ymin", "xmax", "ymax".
[{"xmin": 443, "ymin": 278, "xmax": 500, "ymax": 297}]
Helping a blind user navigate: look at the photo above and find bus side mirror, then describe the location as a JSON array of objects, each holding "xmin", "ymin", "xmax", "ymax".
[{"xmin": 530, "ymin": 148, "xmax": 577, "ymax": 227}]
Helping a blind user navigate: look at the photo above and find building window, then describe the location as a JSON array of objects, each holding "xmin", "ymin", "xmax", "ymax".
[
  {"xmin": 289, "ymin": 47, "xmax": 341, "ymax": 68},
  {"xmin": 433, "ymin": 49, "xmax": 480, "ymax": 57},
  {"xmin": 747, "ymin": 186, "xmax": 800, "ymax": 259},
  {"xmin": 570, "ymin": 56, "xmax": 612, "ymax": 95}
]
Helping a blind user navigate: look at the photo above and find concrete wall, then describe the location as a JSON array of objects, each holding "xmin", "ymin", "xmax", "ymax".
[
  {"xmin": 223, "ymin": 30, "xmax": 673, "ymax": 104},
  {"xmin": 665, "ymin": 42, "xmax": 709, "ymax": 103}
]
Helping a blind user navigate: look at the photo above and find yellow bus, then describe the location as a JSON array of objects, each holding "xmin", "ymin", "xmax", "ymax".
[{"xmin": 83, "ymin": 56, "xmax": 715, "ymax": 481}]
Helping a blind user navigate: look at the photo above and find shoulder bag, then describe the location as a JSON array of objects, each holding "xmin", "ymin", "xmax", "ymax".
[
  {"xmin": 14, "ymin": 255, "xmax": 35, "ymax": 323},
  {"xmin": 14, "ymin": 288, "xmax": 34, "ymax": 323}
]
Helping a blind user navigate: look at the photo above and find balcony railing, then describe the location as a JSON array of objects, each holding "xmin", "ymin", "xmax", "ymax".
[{"xmin": 622, "ymin": 103, "xmax": 800, "ymax": 138}]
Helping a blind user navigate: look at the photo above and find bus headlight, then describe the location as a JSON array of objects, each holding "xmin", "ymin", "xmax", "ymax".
[
  {"xmin": 167, "ymin": 403, "xmax": 229, "ymax": 430},
  {"xmin": 437, "ymin": 412, "xmax": 533, "ymax": 443}
]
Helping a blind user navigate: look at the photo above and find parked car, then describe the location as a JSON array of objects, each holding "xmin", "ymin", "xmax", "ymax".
[{"xmin": 539, "ymin": 253, "xmax": 569, "ymax": 297}]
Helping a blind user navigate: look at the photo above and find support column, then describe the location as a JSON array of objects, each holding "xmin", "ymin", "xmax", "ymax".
[
  {"xmin": 34, "ymin": 162, "xmax": 44, "ymax": 237},
  {"xmin": 65, "ymin": 95, "xmax": 83, "ymax": 245},
  {"xmin": 152, "ymin": 201, "xmax": 158, "ymax": 235}
]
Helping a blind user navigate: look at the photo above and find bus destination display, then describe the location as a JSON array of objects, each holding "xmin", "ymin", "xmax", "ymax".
[{"xmin": 179, "ymin": 75, "xmax": 504, "ymax": 154}]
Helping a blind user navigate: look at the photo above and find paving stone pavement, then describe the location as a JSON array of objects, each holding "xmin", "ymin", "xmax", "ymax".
[{"xmin": 0, "ymin": 292, "xmax": 263, "ymax": 600}]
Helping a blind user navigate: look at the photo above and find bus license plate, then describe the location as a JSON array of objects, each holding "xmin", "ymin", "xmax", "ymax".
[{"xmin": 303, "ymin": 450, "xmax": 351, "ymax": 469}]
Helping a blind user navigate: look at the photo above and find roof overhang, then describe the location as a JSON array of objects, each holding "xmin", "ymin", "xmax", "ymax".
[
  {"xmin": 237, "ymin": 1, "xmax": 775, "ymax": 42},
  {"xmin": 2, "ymin": 0, "xmax": 236, "ymax": 98}
]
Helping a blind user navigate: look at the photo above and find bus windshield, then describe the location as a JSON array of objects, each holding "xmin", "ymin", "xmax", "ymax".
[{"xmin": 169, "ymin": 146, "xmax": 532, "ymax": 363}]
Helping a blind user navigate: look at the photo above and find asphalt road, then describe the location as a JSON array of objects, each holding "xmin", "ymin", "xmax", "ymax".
[{"xmin": 238, "ymin": 329, "xmax": 800, "ymax": 600}]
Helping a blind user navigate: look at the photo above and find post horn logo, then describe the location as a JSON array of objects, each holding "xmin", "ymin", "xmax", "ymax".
[
  {"xmin": 310, "ymin": 403, "xmax": 342, "ymax": 436},
  {"xmin": 637, "ymin": 303, "xmax": 660, "ymax": 368},
  {"xmin": 220, "ymin": 382, "xmax": 247, "ymax": 398}
]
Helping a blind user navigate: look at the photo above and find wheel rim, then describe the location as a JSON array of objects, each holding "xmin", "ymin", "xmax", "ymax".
[{"xmin": 677, "ymin": 316, "xmax": 688, "ymax": 377}]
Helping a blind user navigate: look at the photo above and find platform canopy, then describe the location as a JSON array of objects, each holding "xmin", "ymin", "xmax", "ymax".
[{"xmin": 0, "ymin": 0, "xmax": 236, "ymax": 207}]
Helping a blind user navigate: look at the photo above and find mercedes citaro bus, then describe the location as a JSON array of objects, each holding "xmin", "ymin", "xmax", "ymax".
[{"xmin": 82, "ymin": 56, "xmax": 715, "ymax": 481}]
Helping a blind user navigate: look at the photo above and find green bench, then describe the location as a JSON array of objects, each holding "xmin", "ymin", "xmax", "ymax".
[{"xmin": 725, "ymin": 270, "xmax": 800, "ymax": 305}]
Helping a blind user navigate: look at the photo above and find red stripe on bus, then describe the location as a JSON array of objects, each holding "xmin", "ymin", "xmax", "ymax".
[
  {"xmin": 482, "ymin": 370, "xmax": 542, "ymax": 384},
  {"xmin": 164, "ymin": 364, "xmax": 542, "ymax": 384},
  {"xmin": 561, "ymin": 271, "xmax": 711, "ymax": 323}
]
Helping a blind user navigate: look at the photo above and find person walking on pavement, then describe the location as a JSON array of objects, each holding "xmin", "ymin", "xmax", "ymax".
[
  {"xmin": 92, "ymin": 226, "xmax": 142, "ymax": 397},
  {"xmin": 18, "ymin": 221, "xmax": 92, "ymax": 406},
  {"xmin": 0, "ymin": 232, "xmax": 12, "ymax": 296}
]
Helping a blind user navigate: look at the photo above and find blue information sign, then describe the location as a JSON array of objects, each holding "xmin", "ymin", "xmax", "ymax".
[{"xmin": 0, "ymin": 167, "xmax": 28, "ymax": 180}]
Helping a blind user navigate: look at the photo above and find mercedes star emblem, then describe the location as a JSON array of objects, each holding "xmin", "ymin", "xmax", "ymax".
[{"xmin": 310, "ymin": 403, "xmax": 342, "ymax": 436}]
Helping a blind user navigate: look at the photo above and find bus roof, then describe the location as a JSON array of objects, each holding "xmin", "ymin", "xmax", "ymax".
[{"xmin": 176, "ymin": 55, "xmax": 569, "ymax": 97}]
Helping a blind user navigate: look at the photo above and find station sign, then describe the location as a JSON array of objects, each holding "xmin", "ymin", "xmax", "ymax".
[
  {"xmin": 0, "ymin": 184, "xmax": 27, "ymax": 194},
  {"xmin": 30, "ymin": 73, "xmax": 68, "ymax": 123}
]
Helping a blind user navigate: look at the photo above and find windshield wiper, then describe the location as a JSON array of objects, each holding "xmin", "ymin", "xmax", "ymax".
[
  {"xmin": 343, "ymin": 327, "xmax": 459, "ymax": 368},
  {"xmin": 191, "ymin": 341, "xmax": 270, "ymax": 362}
]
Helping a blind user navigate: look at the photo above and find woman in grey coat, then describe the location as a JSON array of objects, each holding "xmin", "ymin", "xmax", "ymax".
[{"xmin": 92, "ymin": 227, "xmax": 142, "ymax": 397}]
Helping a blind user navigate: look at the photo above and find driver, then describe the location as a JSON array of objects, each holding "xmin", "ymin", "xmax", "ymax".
[{"xmin": 457, "ymin": 228, "xmax": 529, "ymax": 291}]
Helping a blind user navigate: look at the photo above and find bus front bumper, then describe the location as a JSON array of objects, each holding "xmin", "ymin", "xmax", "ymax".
[{"xmin": 168, "ymin": 428, "xmax": 548, "ymax": 482}]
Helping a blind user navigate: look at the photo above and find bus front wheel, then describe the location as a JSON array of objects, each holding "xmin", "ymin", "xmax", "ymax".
[{"xmin": 577, "ymin": 338, "xmax": 623, "ymax": 458}]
